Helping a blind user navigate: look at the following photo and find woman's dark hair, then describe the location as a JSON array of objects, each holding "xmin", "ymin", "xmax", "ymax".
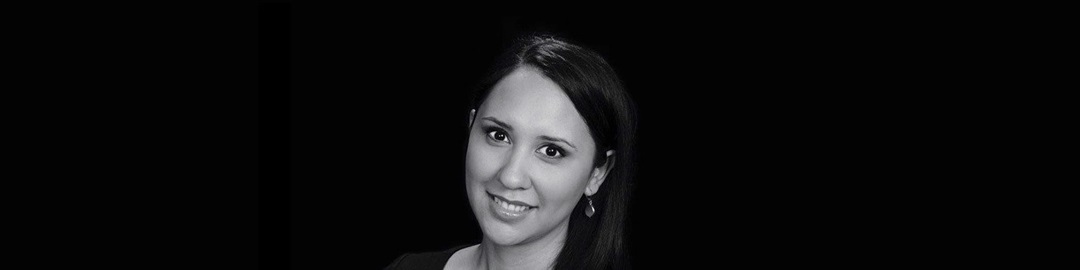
[{"xmin": 469, "ymin": 34, "xmax": 637, "ymax": 270}]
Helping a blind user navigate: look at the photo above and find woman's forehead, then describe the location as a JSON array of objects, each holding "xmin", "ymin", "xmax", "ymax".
[{"xmin": 479, "ymin": 67, "xmax": 591, "ymax": 143}]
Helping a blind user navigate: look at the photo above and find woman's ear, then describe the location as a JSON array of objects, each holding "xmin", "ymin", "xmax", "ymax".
[
  {"xmin": 585, "ymin": 150, "xmax": 616, "ymax": 196},
  {"xmin": 468, "ymin": 109, "xmax": 477, "ymax": 129}
]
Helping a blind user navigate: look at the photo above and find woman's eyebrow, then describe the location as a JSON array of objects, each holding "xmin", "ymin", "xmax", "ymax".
[
  {"xmin": 539, "ymin": 135, "xmax": 577, "ymax": 150},
  {"xmin": 481, "ymin": 117, "xmax": 513, "ymax": 132}
]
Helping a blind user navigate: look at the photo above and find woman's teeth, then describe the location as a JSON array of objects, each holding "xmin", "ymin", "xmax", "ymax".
[{"xmin": 494, "ymin": 196, "xmax": 530, "ymax": 212}]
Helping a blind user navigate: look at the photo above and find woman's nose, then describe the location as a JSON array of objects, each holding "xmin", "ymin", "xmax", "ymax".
[{"xmin": 496, "ymin": 148, "xmax": 532, "ymax": 190}]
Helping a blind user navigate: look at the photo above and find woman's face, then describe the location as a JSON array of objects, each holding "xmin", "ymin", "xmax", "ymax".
[{"xmin": 466, "ymin": 66, "xmax": 607, "ymax": 246}]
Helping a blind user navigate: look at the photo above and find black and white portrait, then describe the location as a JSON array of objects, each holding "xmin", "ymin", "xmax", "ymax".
[
  {"xmin": 278, "ymin": 5, "xmax": 1007, "ymax": 270},
  {"xmin": 13, "ymin": 2, "xmax": 1042, "ymax": 270},
  {"xmin": 290, "ymin": 16, "xmax": 648, "ymax": 270}
]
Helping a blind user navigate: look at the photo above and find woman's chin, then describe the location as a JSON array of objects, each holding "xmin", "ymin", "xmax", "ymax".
[{"xmin": 479, "ymin": 219, "xmax": 530, "ymax": 246}]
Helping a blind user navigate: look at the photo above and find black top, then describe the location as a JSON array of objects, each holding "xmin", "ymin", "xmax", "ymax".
[{"xmin": 384, "ymin": 245, "xmax": 471, "ymax": 270}]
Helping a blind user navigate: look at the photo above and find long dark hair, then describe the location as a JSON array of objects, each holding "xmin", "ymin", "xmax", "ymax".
[{"xmin": 469, "ymin": 34, "xmax": 637, "ymax": 270}]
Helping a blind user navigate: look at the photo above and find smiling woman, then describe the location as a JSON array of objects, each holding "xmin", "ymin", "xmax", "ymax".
[{"xmin": 384, "ymin": 35, "xmax": 638, "ymax": 270}]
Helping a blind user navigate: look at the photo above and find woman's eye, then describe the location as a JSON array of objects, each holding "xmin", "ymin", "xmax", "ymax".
[
  {"xmin": 486, "ymin": 130, "xmax": 509, "ymax": 143},
  {"xmin": 537, "ymin": 145, "xmax": 564, "ymax": 158}
]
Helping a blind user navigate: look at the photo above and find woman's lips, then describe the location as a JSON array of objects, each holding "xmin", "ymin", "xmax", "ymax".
[
  {"xmin": 487, "ymin": 192, "xmax": 536, "ymax": 222},
  {"xmin": 487, "ymin": 192, "xmax": 538, "ymax": 209}
]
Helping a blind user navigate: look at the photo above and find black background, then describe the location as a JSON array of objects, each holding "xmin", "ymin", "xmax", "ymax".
[
  {"xmin": 284, "ymin": 7, "xmax": 964, "ymax": 269},
  {"xmin": 16, "ymin": 3, "xmax": 1019, "ymax": 270}
]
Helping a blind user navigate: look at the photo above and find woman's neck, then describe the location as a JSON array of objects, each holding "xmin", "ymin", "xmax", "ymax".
[{"xmin": 474, "ymin": 220, "xmax": 568, "ymax": 270}]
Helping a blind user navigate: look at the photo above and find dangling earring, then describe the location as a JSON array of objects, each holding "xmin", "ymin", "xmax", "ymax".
[{"xmin": 585, "ymin": 196, "xmax": 596, "ymax": 218}]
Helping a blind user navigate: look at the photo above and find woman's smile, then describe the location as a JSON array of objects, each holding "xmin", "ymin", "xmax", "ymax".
[{"xmin": 487, "ymin": 191, "xmax": 537, "ymax": 222}]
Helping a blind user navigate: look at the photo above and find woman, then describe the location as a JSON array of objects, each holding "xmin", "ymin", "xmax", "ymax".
[{"xmin": 386, "ymin": 34, "xmax": 637, "ymax": 270}]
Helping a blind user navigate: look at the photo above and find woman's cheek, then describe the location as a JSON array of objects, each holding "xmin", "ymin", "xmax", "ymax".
[
  {"xmin": 466, "ymin": 140, "xmax": 499, "ymax": 183},
  {"xmin": 465, "ymin": 149, "xmax": 482, "ymax": 184},
  {"xmin": 535, "ymin": 165, "xmax": 590, "ymax": 208}
]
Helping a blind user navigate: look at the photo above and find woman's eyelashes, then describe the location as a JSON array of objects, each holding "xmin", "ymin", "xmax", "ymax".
[
  {"xmin": 482, "ymin": 127, "xmax": 569, "ymax": 160},
  {"xmin": 537, "ymin": 145, "xmax": 566, "ymax": 159},
  {"xmin": 484, "ymin": 127, "xmax": 511, "ymax": 144}
]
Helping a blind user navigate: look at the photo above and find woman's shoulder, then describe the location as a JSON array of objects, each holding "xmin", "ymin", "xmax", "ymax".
[{"xmin": 384, "ymin": 244, "xmax": 473, "ymax": 270}]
